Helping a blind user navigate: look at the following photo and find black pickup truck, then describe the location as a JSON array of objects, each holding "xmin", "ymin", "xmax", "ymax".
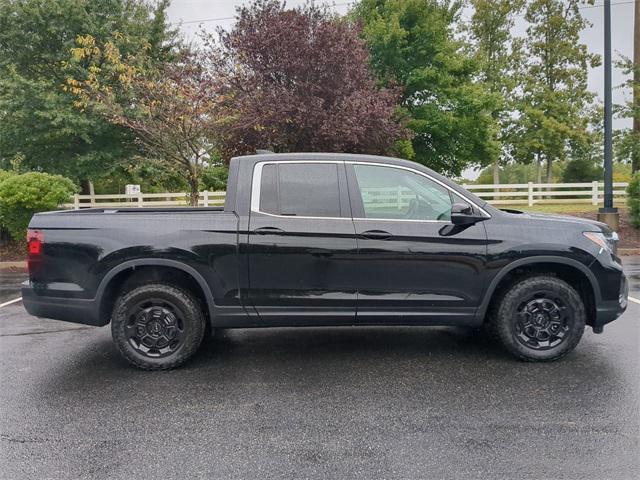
[{"xmin": 23, "ymin": 153, "xmax": 628, "ymax": 369}]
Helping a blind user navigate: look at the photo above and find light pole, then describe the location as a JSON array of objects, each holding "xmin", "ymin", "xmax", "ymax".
[{"xmin": 598, "ymin": 0, "xmax": 619, "ymax": 230}]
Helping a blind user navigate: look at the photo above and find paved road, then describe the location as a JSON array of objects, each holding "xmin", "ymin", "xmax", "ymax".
[{"xmin": 0, "ymin": 263, "xmax": 638, "ymax": 479}]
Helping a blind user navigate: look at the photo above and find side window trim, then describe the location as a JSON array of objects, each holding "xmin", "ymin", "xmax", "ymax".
[
  {"xmin": 345, "ymin": 162, "xmax": 490, "ymax": 222},
  {"xmin": 250, "ymin": 160, "xmax": 351, "ymax": 220}
]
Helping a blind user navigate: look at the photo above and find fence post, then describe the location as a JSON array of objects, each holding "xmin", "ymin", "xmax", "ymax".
[
  {"xmin": 73, "ymin": 194, "xmax": 79, "ymax": 210},
  {"xmin": 592, "ymin": 181, "xmax": 599, "ymax": 206},
  {"xmin": 397, "ymin": 185, "xmax": 402, "ymax": 210},
  {"xmin": 203, "ymin": 190, "xmax": 209, "ymax": 207},
  {"xmin": 137, "ymin": 192, "xmax": 143, "ymax": 208},
  {"xmin": 528, "ymin": 182, "xmax": 533, "ymax": 206}
]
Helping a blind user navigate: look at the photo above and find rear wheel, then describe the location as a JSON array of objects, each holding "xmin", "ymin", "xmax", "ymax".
[
  {"xmin": 111, "ymin": 283, "xmax": 206, "ymax": 370},
  {"xmin": 488, "ymin": 275, "xmax": 585, "ymax": 362}
]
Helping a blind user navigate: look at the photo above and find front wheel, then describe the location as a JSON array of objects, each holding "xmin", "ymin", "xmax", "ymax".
[
  {"xmin": 111, "ymin": 283, "xmax": 206, "ymax": 370},
  {"xmin": 488, "ymin": 275, "xmax": 586, "ymax": 362}
]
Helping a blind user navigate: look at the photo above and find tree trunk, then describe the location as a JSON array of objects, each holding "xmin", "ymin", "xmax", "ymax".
[
  {"xmin": 546, "ymin": 157, "xmax": 553, "ymax": 184},
  {"xmin": 79, "ymin": 179, "xmax": 94, "ymax": 196},
  {"xmin": 536, "ymin": 154, "xmax": 543, "ymax": 191},
  {"xmin": 493, "ymin": 160, "xmax": 500, "ymax": 200},
  {"xmin": 188, "ymin": 176, "xmax": 199, "ymax": 206},
  {"xmin": 633, "ymin": 0, "xmax": 639, "ymax": 173}
]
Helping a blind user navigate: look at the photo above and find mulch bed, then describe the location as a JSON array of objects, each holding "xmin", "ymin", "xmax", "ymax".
[{"xmin": 0, "ymin": 240, "xmax": 25, "ymax": 263}]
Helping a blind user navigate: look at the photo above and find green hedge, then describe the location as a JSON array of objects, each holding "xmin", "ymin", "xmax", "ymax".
[
  {"xmin": 0, "ymin": 171, "xmax": 77, "ymax": 240},
  {"xmin": 628, "ymin": 172, "xmax": 640, "ymax": 229}
]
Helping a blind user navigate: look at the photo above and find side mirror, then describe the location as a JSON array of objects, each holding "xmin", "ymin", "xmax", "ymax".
[{"xmin": 451, "ymin": 203, "xmax": 485, "ymax": 225}]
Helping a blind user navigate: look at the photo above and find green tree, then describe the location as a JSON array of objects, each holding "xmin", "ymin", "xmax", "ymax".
[
  {"xmin": 0, "ymin": 0, "xmax": 176, "ymax": 191},
  {"xmin": 515, "ymin": 0, "xmax": 599, "ymax": 183},
  {"xmin": 468, "ymin": 0, "xmax": 524, "ymax": 184},
  {"xmin": 353, "ymin": 0, "xmax": 498, "ymax": 176},
  {"xmin": 614, "ymin": 56, "xmax": 640, "ymax": 173}
]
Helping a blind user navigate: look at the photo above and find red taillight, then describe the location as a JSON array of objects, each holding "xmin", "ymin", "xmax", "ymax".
[{"xmin": 27, "ymin": 229, "xmax": 44, "ymax": 256}]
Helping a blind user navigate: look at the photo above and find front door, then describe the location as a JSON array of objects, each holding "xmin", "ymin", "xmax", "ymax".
[
  {"xmin": 247, "ymin": 161, "xmax": 358, "ymax": 325},
  {"xmin": 346, "ymin": 163, "xmax": 489, "ymax": 325}
]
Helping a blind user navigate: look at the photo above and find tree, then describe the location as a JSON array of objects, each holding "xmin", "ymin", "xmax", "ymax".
[
  {"xmin": 468, "ymin": 0, "xmax": 524, "ymax": 184},
  {"xmin": 0, "ymin": 0, "xmax": 177, "ymax": 190},
  {"xmin": 353, "ymin": 0, "xmax": 498, "ymax": 176},
  {"xmin": 212, "ymin": 0, "xmax": 409, "ymax": 159},
  {"xmin": 71, "ymin": 38, "xmax": 228, "ymax": 205},
  {"xmin": 515, "ymin": 0, "xmax": 599, "ymax": 183},
  {"xmin": 615, "ymin": 56, "xmax": 640, "ymax": 172}
]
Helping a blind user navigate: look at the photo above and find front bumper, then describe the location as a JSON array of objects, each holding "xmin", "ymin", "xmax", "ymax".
[
  {"xmin": 592, "ymin": 274, "xmax": 628, "ymax": 333},
  {"xmin": 21, "ymin": 282, "xmax": 105, "ymax": 327}
]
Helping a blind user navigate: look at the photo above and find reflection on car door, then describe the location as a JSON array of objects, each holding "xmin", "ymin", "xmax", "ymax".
[
  {"xmin": 247, "ymin": 161, "xmax": 359, "ymax": 325},
  {"xmin": 346, "ymin": 163, "xmax": 489, "ymax": 325}
]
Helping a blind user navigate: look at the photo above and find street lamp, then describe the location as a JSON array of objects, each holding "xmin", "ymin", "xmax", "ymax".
[{"xmin": 598, "ymin": 0, "xmax": 620, "ymax": 230}]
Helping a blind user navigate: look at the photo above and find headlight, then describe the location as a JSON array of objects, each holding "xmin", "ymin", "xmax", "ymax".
[{"xmin": 583, "ymin": 231, "xmax": 618, "ymax": 255}]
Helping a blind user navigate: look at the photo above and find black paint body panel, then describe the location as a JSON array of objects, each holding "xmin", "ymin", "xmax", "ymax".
[{"xmin": 22, "ymin": 153, "xmax": 627, "ymax": 331}]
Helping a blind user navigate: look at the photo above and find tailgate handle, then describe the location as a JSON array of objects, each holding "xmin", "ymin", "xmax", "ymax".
[
  {"xmin": 360, "ymin": 229, "xmax": 392, "ymax": 240},
  {"xmin": 253, "ymin": 226, "xmax": 285, "ymax": 235}
]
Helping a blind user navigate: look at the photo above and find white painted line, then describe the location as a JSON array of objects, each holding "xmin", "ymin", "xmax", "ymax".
[
  {"xmin": 629, "ymin": 296, "xmax": 640, "ymax": 305},
  {"xmin": 0, "ymin": 297, "xmax": 22, "ymax": 308}
]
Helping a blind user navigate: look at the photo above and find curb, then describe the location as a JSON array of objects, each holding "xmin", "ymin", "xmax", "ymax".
[{"xmin": 0, "ymin": 261, "xmax": 27, "ymax": 273}]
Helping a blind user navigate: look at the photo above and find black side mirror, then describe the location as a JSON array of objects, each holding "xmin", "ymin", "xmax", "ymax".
[{"xmin": 451, "ymin": 202, "xmax": 485, "ymax": 225}]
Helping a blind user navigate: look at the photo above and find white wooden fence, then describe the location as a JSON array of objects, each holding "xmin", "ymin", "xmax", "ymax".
[
  {"xmin": 461, "ymin": 181, "xmax": 628, "ymax": 206},
  {"xmin": 65, "ymin": 181, "xmax": 628, "ymax": 209}
]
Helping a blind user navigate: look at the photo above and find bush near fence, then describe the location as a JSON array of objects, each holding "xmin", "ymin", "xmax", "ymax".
[{"xmin": 628, "ymin": 173, "xmax": 640, "ymax": 229}]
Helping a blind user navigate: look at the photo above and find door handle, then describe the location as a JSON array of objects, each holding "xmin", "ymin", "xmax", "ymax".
[
  {"xmin": 253, "ymin": 226, "xmax": 285, "ymax": 235},
  {"xmin": 360, "ymin": 229, "xmax": 392, "ymax": 240}
]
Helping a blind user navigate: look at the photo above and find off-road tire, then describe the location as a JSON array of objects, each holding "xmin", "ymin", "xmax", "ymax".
[
  {"xmin": 487, "ymin": 275, "xmax": 585, "ymax": 362},
  {"xmin": 111, "ymin": 283, "xmax": 206, "ymax": 370}
]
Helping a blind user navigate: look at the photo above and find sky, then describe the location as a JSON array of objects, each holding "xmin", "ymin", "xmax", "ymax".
[{"xmin": 166, "ymin": 0, "xmax": 636, "ymax": 179}]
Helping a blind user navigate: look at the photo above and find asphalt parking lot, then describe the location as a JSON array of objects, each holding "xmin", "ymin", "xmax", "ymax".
[{"xmin": 1, "ymin": 261, "xmax": 638, "ymax": 479}]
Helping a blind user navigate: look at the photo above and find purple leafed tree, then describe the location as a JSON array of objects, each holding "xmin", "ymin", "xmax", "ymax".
[{"xmin": 211, "ymin": 0, "xmax": 410, "ymax": 161}]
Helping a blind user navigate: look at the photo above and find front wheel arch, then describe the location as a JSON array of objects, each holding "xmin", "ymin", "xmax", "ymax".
[{"xmin": 478, "ymin": 257, "xmax": 599, "ymax": 327}]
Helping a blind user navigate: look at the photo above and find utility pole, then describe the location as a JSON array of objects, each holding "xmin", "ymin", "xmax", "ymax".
[
  {"xmin": 598, "ymin": 0, "xmax": 619, "ymax": 230},
  {"xmin": 633, "ymin": 0, "xmax": 639, "ymax": 173}
]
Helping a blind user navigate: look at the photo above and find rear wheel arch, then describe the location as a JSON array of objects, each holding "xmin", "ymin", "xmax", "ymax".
[
  {"xmin": 479, "ymin": 257, "xmax": 599, "ymax": 326},
  {"xmin": 96, "ymin": 259, "xmax": 214, "ymax": 325}
]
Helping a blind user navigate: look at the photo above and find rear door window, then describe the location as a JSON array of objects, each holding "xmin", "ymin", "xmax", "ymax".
[{"xmin": 258, "ymin": 163, "xmax": 341, "ymax": 217}]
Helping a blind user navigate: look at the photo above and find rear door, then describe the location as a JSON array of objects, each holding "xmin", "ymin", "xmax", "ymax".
[
  {"xmin": 247, "ymin": 161, "xmax": 358, "ymax": 324},
  {"xmin": 346, "ymin": 162, "xmax": 489, "ymax": 325}
]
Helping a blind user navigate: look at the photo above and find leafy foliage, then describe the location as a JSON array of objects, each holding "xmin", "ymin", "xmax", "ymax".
[
  {"xmin": 561, "ymin": 158, "xmax": 603, "ymax": 183},
  {"xmin": 512, "ymin": 0, "xmax": 600, "ymax": 183},
  {"xmin": 468, "ymin": 0, "xmax": 524, "ymax": 183},
  {"xmin": 353, "ymin": 0, "xmax": 498, "ymax": 176},
  {"xmin": 213, "ymin": 0, "xmax": 409, "ymax": 159},
  {"xmin": 0, "ymin": 0, "xmax": 176, "ymax": 184},
  {"xmin": 614, "ymin": 56, "xmax": 640, "ymax": 173},
  {"xmin": 200, "ymin": 166, "xmax": 229, "ymax": 191},
  {"xmin": 628, "ymin": 173, "xmax": 640, "ymax": 229},
  {"xmin": 0, "ymin": 172, "xmax": 77, "ymax": 240},
  {"xmin": 71, "ymin": 40, "xmax": 227, "ymax": 204}
]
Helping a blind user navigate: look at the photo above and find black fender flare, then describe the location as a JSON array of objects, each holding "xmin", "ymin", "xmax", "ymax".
[
  {"xmin": 474, "ymin": 255, "xmax": 600, "ymax": 321},
  {"xmin": 95, "ymin": 258, "xmax": 215, "ymax": 321}
]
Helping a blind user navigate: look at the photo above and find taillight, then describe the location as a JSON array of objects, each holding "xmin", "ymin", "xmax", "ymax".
[{"xmin": 27, "ymin": 229, "xmax": 44, "ymax": 256}]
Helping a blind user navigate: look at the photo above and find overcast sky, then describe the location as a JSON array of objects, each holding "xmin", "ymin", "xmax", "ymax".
[{"xmin": 166, "ymin": 0, "xmax": 635, "ymax": 178}]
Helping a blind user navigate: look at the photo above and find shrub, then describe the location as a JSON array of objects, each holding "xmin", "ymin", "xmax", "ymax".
[
  {"xmin": 0, "ymin": 170, "xmax": 18, "ymax": 237},
  {"xmin": 628, "ymin": 172, "xmax": 640, "ymax": 229},
  {"xmin": 0, "ymin": 172, "xmax": 77, "ymax": 240},
  {"xmin": 200, "ymin": 166, "xmax": 229, "ymax": 191}
]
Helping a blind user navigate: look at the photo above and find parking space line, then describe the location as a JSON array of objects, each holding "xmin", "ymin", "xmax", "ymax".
[
  {"xmin": 0, "ymin": 297, "xmax": 22, "ymax": 308},
  {"xmin": 629, "ymin": 296, "xmax": 640, "ymax": 305}
]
